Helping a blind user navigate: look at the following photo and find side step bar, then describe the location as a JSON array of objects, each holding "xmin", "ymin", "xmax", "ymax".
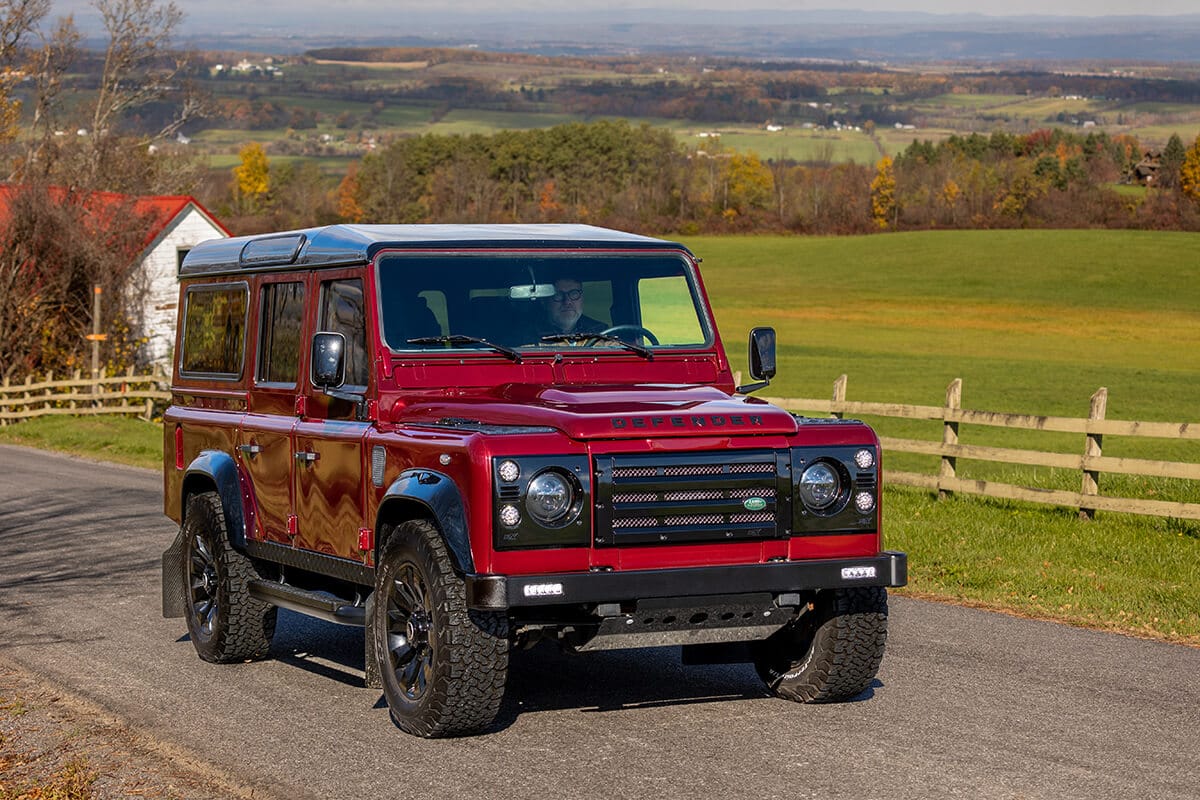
[{"xmin": 248, "ymin": 579, "xmax": 367, "ymax": 627}]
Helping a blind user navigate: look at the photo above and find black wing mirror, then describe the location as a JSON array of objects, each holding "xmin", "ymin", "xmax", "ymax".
[
  {"xmin": 311, "ymin": 332, "xmax": 346, "ymax": 389},
  {"xmin": 737, "ymin": 326, "xmax": 776, "ymax": 394}
]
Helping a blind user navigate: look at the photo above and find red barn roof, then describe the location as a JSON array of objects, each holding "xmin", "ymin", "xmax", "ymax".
[{"xmin": 0, "ymin": 186, "xmax": 230, "ymax": 255}]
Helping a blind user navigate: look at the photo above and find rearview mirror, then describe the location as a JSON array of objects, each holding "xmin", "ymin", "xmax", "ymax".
[
  {"xmin": 509, "ymin": 283, "xmax": 556, "ymax": 301},
  {"xmin": 311, "ymin": 332, "xmax": 346, "ymax": 389}
]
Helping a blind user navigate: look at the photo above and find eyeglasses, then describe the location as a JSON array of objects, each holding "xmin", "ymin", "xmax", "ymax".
[{"xmin": 552, "ymin": 289, "xmax": 583, "ymax": 303}]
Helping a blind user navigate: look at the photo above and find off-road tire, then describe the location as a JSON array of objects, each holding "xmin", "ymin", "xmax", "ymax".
[
  {"xmin": 372, "ymin": 519, "xmax": 509, "ymax": 738},
  {"xmin": 182, "ymin": 492, "xmax": 276, "ymax": 663},
  {"xmin": 754, "ymin": 587, "xmax": 888, "ymax": 703}
]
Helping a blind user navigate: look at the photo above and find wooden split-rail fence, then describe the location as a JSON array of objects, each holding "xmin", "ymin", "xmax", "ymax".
[
  {"xmin": 0, "ymin": 367, "xmax": 171, "ymax": 424},
  {"xmin": 4, "ymin": 369, "xmax": 1198, "ymax": 521},
  {"xmin": 762, "ymin": 375, "xmax": 1200, "ymax": 522}
]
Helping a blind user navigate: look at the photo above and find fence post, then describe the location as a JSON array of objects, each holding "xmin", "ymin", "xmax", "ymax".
[
  {"xmin": 1080, "ymin": 387, "xmax": 1108, "ymax": 520},
  {"xmin": 939, "ymin": 378, "xmax": 962, "ymax": 500},
  {"xmin": 0, "ymin": 376, "xmax": 7, "ymax": 426},
  {"xmin": 43, "ymin": 371, "xmax": 53, "ymax": 412},
  {"xmin": 90, "ymin": 285, "xmax": 103, "ymax": 403},
  {"xmin": 69, "ymin": 368, "xmax": 81, "ymax": 411},
  {"xmin": 832, "ymin": 374, "xmax": 847, "ymax": 420}
]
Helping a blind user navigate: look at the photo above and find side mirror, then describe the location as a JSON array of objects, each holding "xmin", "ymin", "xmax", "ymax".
[
  {"xmin": 748, "ymin": 326, "xmax": 776, "ymax": 381},
  {"xmin": 311, "ymin": 332, "xmax": 346, "ymax": 389},
  {"xmin": 737, "ymin": 327, "xmax": 776, "ymax": 394}
]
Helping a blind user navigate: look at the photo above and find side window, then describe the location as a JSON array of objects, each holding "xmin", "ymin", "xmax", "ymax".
[
  {"xmin": 257, "ymin": 281, "xmax": 305, "ymax": 385},
  {"xmin": 181, "ymin": 284, "xmax": 248, "ymax": 377},
  {"xmin": 320, "ymin": 278, "xmax": 368, "ymax": 388}
]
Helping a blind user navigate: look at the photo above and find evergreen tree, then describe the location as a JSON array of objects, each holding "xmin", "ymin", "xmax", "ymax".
[{"xmin": 1160, "ymin": 133, "xmax": 1186, "ymax": 190}]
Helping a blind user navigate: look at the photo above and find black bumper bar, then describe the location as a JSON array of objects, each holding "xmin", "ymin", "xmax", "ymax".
[{"xmin": 465, "ymin": 550, "xmax": 907, "ymax": 610}]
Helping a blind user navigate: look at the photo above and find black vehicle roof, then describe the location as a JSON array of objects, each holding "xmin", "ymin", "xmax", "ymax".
[{"xmin": 179, "ymin": 223, "xmax": 691, "ymax": 276}]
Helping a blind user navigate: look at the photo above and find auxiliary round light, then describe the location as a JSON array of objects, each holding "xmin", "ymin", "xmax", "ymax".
[
  {"xmin": 854, "ymin": 491, "xmax": 876, "ymax": 514},
  {"xmin": 798, "ymin": 462, "xmax": 842, "ymax": 511},
  {"xmin": 499, "ymin": 504, "xmax": 521, "ymax": 528},
  {"xmin": 498, "ymin": 459, "xmax": 521, "ymax": 483},
  {"xmin": 526, "ymin": 471, "xmax": 574, "ymax": 525},
  {"xmin": 854, "ymin": 449, "xmax": 875, "ymax": 470}
]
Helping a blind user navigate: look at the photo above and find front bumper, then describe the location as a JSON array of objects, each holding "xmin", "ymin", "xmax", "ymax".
[{"xmin": 465, "ymin": 550, "xmax": 907, "ymax": 610}]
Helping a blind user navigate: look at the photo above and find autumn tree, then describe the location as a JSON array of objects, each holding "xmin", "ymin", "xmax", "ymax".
[
  {"xmin": 0, "ymin": 182, "xmax": 153, "ymax": 378},
  {"xmin": 337, "ymin": 165, "xmax": 365, "ymax": 222},
  {"xmin": 233, "ymin": 142, "xmax": 270, "ymax": 212},
  {"xmin": 1182, "ymin": 136, "xmax": 1200, "ymax": 203},
  {"xmin": 720, "ymin": 152, "xmax": 774, "ymax": 218},
  {"xmin": 870, "ymin": 155, "xmax": 896, "ymax": 229}
]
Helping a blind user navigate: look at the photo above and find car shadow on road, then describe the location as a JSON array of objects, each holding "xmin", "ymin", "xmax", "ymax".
[{"xmin": 265, "ymin": 611, "xmax": 786, "ymax": 731}]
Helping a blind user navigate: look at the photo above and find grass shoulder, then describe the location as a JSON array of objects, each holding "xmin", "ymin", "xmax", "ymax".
[{"xmin": 0, "ymin": 416, "xmax": 161, "ymax": 471}]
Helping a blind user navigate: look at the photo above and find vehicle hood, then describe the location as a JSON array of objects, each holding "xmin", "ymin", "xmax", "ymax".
[{"xmin": 389, "ymin": 383, "xmax": 798, "ymax": 439}]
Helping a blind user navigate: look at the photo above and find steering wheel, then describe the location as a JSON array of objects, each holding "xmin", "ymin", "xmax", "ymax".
[{"xmin": 596, "ymin": 325, "xmax": 659, "ymax": 346}]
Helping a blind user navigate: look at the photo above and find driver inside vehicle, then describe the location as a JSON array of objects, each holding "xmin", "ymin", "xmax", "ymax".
[{"xmin": 539, "ymin": 278, "xmax": 606, "ymax": 337}]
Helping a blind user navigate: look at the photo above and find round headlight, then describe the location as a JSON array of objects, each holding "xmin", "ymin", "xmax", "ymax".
[
  {"xmin": 497, "ymin": 460, "xmax": 521, "ymax": 483},
  {"xmin": 854, "ymin": 449, "xmax": 875, "ymax": 470},
  {"xmin": 799, "ymin": 462, "xmax": 842, "ymax": 511},
  {"xmin": 526, "ymin": 471, "xmax": 574, "ymax": 525},
  {"xmin": 855, "ymin": 491, "xmax": 876, "ymax": 513}
]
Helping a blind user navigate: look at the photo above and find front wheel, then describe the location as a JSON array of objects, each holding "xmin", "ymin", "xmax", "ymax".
[
  {"xmin": 754, "ymin": 587, "xmax": 888, "ymax": 703},
  {"xmin": 371, "ymin": 520, "xmax": 509, "ymax": 738}
]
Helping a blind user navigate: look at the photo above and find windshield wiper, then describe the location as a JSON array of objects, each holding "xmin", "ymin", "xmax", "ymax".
[
  {"xmin": 540, "ymin": 333, "xmax": 653, "ymax": 360},
  {"xmin": 406, "ymin": 334, "xmax": 522, "ymax": 363}
]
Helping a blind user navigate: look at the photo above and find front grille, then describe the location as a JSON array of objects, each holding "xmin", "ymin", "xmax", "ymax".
[{"xmin": 594, "ymin": 450, "xmax": 791, "ymax": 547}]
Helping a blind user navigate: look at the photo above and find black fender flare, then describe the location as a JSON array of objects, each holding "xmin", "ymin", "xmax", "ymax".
[
  {"xmin": 182, "ymin": 449, "xmax": 250, "ymax": 549},
  {"xmin": 379, "ymin": 470, "xmax": 473, "ymax": 574}
]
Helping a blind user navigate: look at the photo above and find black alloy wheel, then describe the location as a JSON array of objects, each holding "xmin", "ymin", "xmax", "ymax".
[
  {"xmin": 180, "ymin": 492, "xmax": 276, "ymax": 663},
  {"xmin": 371, "ymin": 519, "xmax": 509, "ymax": 738},
  {"xmin": 384, "ymin": 562, "xmax": 436, "ymax": 701}
]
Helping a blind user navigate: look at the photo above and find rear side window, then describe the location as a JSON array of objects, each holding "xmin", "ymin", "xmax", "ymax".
[
  {"xmin": 181, "ymin": 283, "xmax": 248, "ymax": 377},
  {"xmin": 320, "ymin": 278, "xmax": 368, "ymax": 388},
  {"xmin": 257, "ymin": 281, "xmax": 305, "ymax": 385}
]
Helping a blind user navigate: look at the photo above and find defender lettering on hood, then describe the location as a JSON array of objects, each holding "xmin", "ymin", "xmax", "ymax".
[{"xmin": 611, "ymin": 413, "xmax": 765, "ymax": 429}]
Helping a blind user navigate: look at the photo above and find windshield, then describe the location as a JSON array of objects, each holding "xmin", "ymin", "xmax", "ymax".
[{"xmin": 376, "ymin": 252, "xmax": 711, "ymax": 354}]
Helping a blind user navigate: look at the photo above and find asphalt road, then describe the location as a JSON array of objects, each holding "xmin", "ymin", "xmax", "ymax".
[{"xmin": 2, "ymin": 444, "xmax": 1198, "ymax": 800}]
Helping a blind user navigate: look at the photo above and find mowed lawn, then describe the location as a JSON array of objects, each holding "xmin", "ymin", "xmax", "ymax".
[{"xmin": 685, "ymin": 229, "xmax": 1199, "ymax": 430}]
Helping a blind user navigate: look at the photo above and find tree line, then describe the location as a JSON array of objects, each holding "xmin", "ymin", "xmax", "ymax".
[{"xmin": 222, "ymin": 120, "xmax": 1200, "ymax": 238}]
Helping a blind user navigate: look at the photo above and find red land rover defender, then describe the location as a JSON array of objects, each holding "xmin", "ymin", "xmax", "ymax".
[{"xmin": 161, "ymin": 224, "xmax": 906, "ymax": 737}]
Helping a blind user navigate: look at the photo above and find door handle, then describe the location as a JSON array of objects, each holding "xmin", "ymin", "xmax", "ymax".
[
  {"xmin": 294, "ymin": 450, "xmax": 320, "ymax": 464},
  {"xmin": 237, "ymin": 443, "xmax": 262, "ymax": 458}
]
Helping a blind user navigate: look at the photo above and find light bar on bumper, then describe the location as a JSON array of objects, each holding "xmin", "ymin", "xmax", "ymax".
[{"xmin": 465, "ymin": 551, "xmax": 908, "ymax": 610}]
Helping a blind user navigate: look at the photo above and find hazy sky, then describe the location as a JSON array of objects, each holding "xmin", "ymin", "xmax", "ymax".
[{"xmin": 48, "ymin": 0, "xmax": 1200, "ymax": 18}]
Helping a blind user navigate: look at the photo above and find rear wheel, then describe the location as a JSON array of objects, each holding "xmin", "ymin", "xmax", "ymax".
[
  {"xmin": 754, "ymin": 587, "xmax": 888, "ymax": 703},
  {"xmin": 371, "ymin": 520, "xmax": 509, "ymax": 738},
  {"xmin": 182, "ymin": 492, "xmax": 276, "ymax": 663}
]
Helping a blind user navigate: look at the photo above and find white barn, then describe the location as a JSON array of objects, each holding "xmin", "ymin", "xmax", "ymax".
[{"xmin": 128, "ymin": 196, "xmax": 231, "ymax": 369}]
